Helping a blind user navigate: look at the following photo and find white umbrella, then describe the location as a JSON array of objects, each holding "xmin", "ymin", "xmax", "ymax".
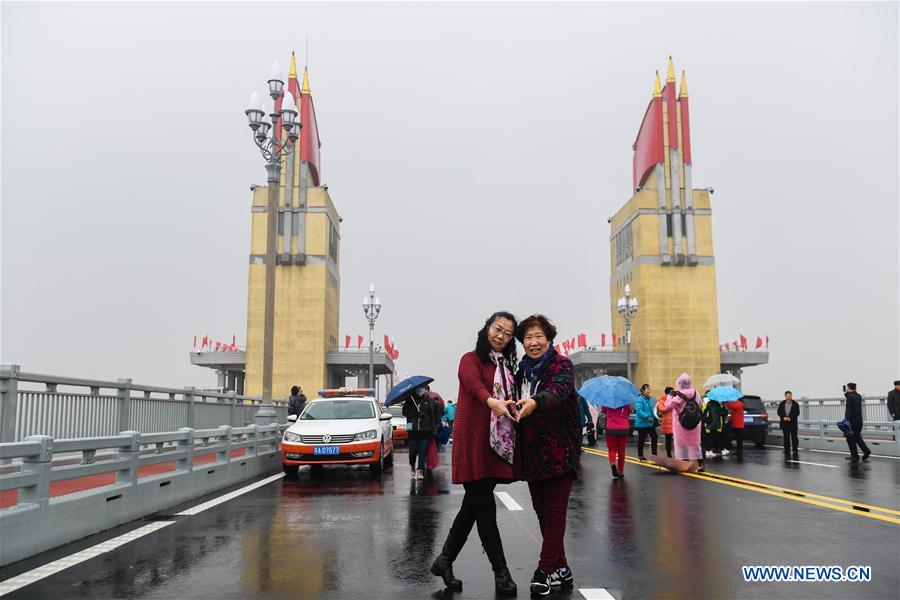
[{"xmin": 704, "ymin": 373, "xmax": 740, "ymax": 388}]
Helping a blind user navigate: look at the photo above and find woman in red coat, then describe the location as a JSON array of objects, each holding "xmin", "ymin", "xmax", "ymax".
[{"xmin": 430, "ymin": 311, "xmax": 519, "ymax": 596}]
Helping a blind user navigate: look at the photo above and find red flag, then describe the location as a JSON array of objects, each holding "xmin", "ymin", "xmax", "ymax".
[
  {"xmin": 202, "ymin": 335, "xmax": 208, "ymax": 349},
  {"xmin": 740, "ymin": 335, "xmax": 747, "ymax": 350},
  {"xmin": 765, "ymin": 335, "xmax": 769, "ymax": 349},
  {"xmin": 755, "ymin": 336, "xmax": 762, "ymax": 349},
  {"xmin": 733, "ymin": 340, "xmax": 739, "ymax": 351},
  {"xmin": 232, "ymin": 334, "xmax": 236, "ymax": 347},
  {"xmin": 612, "ymin": 333, "xmax": 618, "ymax": 347},
  {"xmin": 561, "ymin": 340, "xmax": 569, "ymax": 354},
  {"xmin": 214, "ymin": 341, "xmax": 221, "ymax": 351},
  {"xmin": 383, "ymin": 335, "xmax": 391, "ymax": 352},
  {"xmin": 358, "ymin": 335, "xmax": 364, "ymax": 349},
  {"xmin": 577, "ymin": 333, "xmax": 587, "ymax": 348},
  {"xmin": 193, "ymin": 335, "xmax": 197, "ymax": 349},
  {"xmin": 345, "ymin": 335, "xmax": 351, "ymax": 349},
  {"xmin": 569, "ymin": 338, "xmax": 576, "ymax": 352},
  {"xmin": 554, "ymin": 344, "xmax": 561, "ymax": 354},
  {"xmin": 601, "ymin": 333, "xmax": 606, "ymax": 347}
]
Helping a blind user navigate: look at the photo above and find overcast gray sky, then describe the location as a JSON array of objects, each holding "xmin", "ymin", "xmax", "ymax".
[{"xmin": 2, "ymin": 2, "xmax": 898, "ymax": 401}]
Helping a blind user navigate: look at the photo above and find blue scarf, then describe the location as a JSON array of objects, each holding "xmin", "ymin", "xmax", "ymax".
[{"xmin": 518, "ymin": 346, "xmax": 557, "ymax": 395}]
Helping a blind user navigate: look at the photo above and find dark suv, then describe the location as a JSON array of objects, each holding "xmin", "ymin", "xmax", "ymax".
[{"xmin": 726, "ymin": 394, "xmax": 768, "ymax": 448}]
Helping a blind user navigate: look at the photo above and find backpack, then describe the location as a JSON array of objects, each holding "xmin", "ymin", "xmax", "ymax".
[{"xmin": 676, "ymin": 391, "xmax": 701, "ymax": 430}]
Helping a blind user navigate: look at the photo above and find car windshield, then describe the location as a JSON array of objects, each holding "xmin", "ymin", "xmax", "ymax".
[
  {"xmin": 301, "ymin": 400, "xmax": 375, "ymax": 420},
  {"xmin": 387, "ymin": 406, "xmax": 404, "ymax": 418},
  {"xmin": 741, "ymin": 397, "xmax": 765, "ymax": 412}
]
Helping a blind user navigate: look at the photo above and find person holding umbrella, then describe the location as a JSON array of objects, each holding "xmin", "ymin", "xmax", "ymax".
[
  {"xmin": 430, "ymin": 311, "xmax": 519, "ymax": 596},
  {"xmin": 403, "ymin": 386, "xmax": 441, "ymax": 479},
  {"xmin": 514, "ymin": 314, "xmax": 582, "ymax": 596},
  {"xmin": 577, "ymin": 375, "xmax": 640, "ymax": 477},
  {"xmin": 665, "ymin": 373, "xmax": 705, "ymax": 472}
]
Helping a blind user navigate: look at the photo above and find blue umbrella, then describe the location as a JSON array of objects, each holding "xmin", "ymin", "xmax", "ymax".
[
  {"xmin": 706, "ymin": 385, "xmax": 742, "ymax": 402},
  {"xmin": 578, "ymin": 376, "xmax": 639, "ymax": 409},
  {"xmin": 384, "ymin": 375, "xmax": 434, "ymax": 407}
]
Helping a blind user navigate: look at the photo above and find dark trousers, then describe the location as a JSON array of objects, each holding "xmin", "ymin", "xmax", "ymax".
[
  {"xmin": 732, "ymin": 428, "xmax": 744, "ymax": 455},
  {"xmin": 528, "ymin": 473, "xmax": 575, "ymax": 574},
  {"xmin": 408, "ymin": 436, "xmax": 430, "ymax": 469},
  {"xmin": 782, "ymin": 426, "xmax": 798, "ymax": 454},
  {"xmin": 846, "ymin": 428, "xmax": 870, "ymax": 459},
  {"xmin": 442, "ymin": 479, "xmax": 504, "ymax": 568},
  {"xmin": 664, "ymin": 433, "xmax": 673, "ymax": 458},
  {"xmin": 636, "ymin": 427, "xmax": 658, "ymax": 457},
  {"xmin": 447, "ymin": 420, "xmax": 454, "ymax": 433}
]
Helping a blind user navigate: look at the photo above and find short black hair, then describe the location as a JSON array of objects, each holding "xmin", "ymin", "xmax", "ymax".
[
  {"xmin": 664, "ymin": 386, "xmax": 673, "ymax": 395},
  {"xmin": 291, "ymin": 385, "xmax": 299, "ymax": 395},
  {"xmin": 784, "ymin": 390, "xmax": 792, "ymax": 396},
  {"xmin": 846, "ymin": 382, "xmax": 857, "ymax": 391},
  {"xmin": 894, "ymin": 380, "xmax": 900, "ymax": 386},
  {"xmin": 641, "ymin": 384, "xmax": 650, "ymax": 392},
  {"xmin": 515, "ymin": 314, "xmax": 558, "ymax": 344}
]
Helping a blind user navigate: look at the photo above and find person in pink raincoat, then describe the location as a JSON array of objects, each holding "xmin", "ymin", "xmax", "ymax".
[{"xmin": 664, "ymin": 373, "xmax": 706, "ymax": 472}]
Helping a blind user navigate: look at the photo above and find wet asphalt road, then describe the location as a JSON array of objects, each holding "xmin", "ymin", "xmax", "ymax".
[{"xmin": 1, "ymin": 442, "xmax": 899, "ymax": 599}]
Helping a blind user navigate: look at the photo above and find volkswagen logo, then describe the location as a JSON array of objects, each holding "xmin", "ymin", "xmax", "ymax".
[{"xmin": 322, "ymin": 435, "xmax": 331, "ymax": 444}]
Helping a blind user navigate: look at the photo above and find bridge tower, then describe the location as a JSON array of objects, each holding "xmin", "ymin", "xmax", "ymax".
[
  {"xmin": 245, "ymin": 53, "xmax": 340, "ymax": 398},
  {"xmin": 609, "ymin": 58, "xmax": 720, "ymax": 393}
]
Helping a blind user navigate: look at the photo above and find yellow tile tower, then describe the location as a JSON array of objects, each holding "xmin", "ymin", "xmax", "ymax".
[
  {"xmin": 610, "ymin": 59, "xmax": 719, "ymax": 392},
  {"xmin": 245, "ymin": 54, "xmax": 340, "ymax": 398}
]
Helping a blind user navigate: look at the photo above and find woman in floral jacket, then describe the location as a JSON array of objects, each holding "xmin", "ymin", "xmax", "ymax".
[{"xmin": 514, "ymin": 314, "xmax": 581, "ymax": 597}]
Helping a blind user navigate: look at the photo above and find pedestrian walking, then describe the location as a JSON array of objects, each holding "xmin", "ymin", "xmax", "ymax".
[
  {"xmin": 703, "ymin": 399, "xmax": 728, "ymax": 457},
  {"xmin": 777, "ymin": 391, "xmax": 800, "ymax": 458},
  {"xmin": 843, "ymin": 383, "xmax": 871, "ymax": 462},
  {"xmin": 635, "ymin": 384, "xmax": 658, "ymax": 461},
  {"xmin": 287, "ymin": 385, "xmax": 307, "ymax": 418},
  {"xmin": 402, "ymin": 386, "xmax": 440, "ymax": 479},
  {"xmin": 603, "ymin": 404, "xmax": 631, "ymax": 478},
  {"xmin": 888, "ymin": 380, "xmax": 900, "ymax": 421},
  {"xmin": 431, "ymin": 311, "xmax": 519, "ymax": 595},
  {"xmin": 729, "ymin": 396, "xmax": 745, "ymax": 459},
  {"xmin": 514, "ymin": 315, "xmax": 581, "ymax": 597},
  {"xmin": 657, "ymin": 386, "xmax": 674, "ymax": 458},
  {"xmin": 664, "ymin": 374, "xmax": 705, "ymax": 472},
  {"xmin": 445, "ymin": 400, "xmax": 457, "ymax": 434}
]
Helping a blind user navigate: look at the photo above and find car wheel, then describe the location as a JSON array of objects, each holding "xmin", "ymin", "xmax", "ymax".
[
  {"xmin": 370, "ymin": 444, "xmax": 384, "ymax": 473},
  {"xmin": 384, "ymin": 442, "xmax": 394, "ymax": 468},
  {"xmin": 282, "ymin": 464, "xmax": 299, "ymax": 477}
]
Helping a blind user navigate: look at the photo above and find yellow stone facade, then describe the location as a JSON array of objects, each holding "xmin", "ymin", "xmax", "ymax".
[
  {"xmin": 609, "ymin": 169, "xmax": 720, "ymax": 393},
  {"xmin": 244, "ymin": 152, "xmax": 341, "ymax": 399}
]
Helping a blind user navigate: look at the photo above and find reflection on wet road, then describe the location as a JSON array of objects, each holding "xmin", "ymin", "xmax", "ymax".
[{"xmin": 1, "ymin": 444, "xmax": 898, "ymax": 599}]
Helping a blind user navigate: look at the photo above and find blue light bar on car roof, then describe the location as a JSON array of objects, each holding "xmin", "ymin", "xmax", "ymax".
[{"xmin": 317, "ymin": 388, "xmax": 375, "ymax": 398}]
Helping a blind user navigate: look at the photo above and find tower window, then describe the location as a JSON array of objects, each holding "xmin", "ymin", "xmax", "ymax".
[{"xmin": 616, "ymin": 223, "xmax": 633, "ymax": 266}]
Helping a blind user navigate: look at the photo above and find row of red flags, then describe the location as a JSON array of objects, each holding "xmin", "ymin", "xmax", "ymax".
[
  {"xmin": 343, "ymin": 334, "xmax": 400, "ymax": 361},
  {"xmin": 721, "ymin": 335, "xmax": 769, "ymax": 352},
  {"xmin": 554, "ymin": 332, "xmax": 619, "ymax": 356},
  {"xmin": 194, "ymin": 335, "xmax": 239, "ymax": 352}
]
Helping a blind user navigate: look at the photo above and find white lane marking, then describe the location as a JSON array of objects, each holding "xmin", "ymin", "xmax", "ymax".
[
  {"xmin": 0, "ymin": 521, "xmax": 174, "ymax": 596},
  {"xmin": 580, "ymin": 588, "xmax": 616, "ymax": 600},
  {"xmin": 177, "ymin": 472, "xmax": 284, "ymax": 515},
  {"xmin": 0, "ymin": 473, "xmax": 286, "ymax": 594},
  {"xmin": 494, "ymin": 491, "xmax": 524, "ymax": 511},
  {"xmin": 787, "ymin": 460, "xmax": 839, "ymax": 468},
  {"xmin": 764, "ymin": 445, "xmax": 900, "ymax": 460}
]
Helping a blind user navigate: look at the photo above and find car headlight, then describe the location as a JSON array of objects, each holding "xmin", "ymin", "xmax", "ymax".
[
  {"xmin": 354, "ymin": 429, "xmax": 378, "ymax": 441},
  {"xmin": 284, "ymin": 432, "xmax": 302, "ymax": 442}
]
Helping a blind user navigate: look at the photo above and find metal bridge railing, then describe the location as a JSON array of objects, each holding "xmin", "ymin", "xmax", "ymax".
[
  {"xmin": 0, "ymin": 423, "xmax": 288, "ymax": 566},
  {"xmin": 761, "ymin": 396, "xmax": 891, "ymax": 423},
  {"xmin": 0, "ymin": 365, "xmax": 288, "ymax": 443}
]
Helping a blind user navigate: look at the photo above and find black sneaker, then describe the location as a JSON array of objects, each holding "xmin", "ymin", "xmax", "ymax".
[
  {"xmin": 862, "ymin": 450, "xmax": 871, "ymax": 461},
  {"xmin": 548, "ymin": 566, "xmax": 574, "ymax": 588},
  {"xmin": 530, "ymin": 569, "xmax": 551, "ymax": 597}
]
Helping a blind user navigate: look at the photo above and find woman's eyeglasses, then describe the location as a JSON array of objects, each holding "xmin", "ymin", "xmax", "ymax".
[{"xmin": 489, "ymin": 324, "xmax": 514, "ymax": 340}]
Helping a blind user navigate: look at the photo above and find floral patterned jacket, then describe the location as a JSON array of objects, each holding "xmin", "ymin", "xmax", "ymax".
[{"xmin": 515, "ymin": 353, "xmax": 581, "ymax": 481}]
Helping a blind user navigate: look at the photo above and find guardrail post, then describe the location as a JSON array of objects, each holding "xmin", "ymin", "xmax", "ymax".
[
  {"xmin": 0, "ymin": 364, "xmax": 21, "ymax": 445},
  {"xmin": 177, "ymin": 427, "xmax": 194, "ymax": 472},
  {"xmin": 894, "ymin": 421, "xmax": 900, "ymax": 455},
  {"xmin": 116, "ymin": 431, "xmax": 141, "ymax": 486},
  {"xmin": 19, "ymin": 435, "xmax": 53, "ymax": 509},
  {"xmin": 818, "ymin": 420, "xmax": 827, "ymax": 440},
  {"xmin": 217, "ymin": 425, "xmax": 232, "ymax": 465},
  {"xmin": 184, "ymin": 387, "xmax": 195, "ymax": 429},
  {"xmin": 245, "ymin": 424, "xmax": 258, "ymax": 457},
  {"xmin": 228, "ymin": 391, "xmax": 237, "ymax": 427},
  {"xmin": 117, "ymin": 379, "xmax": 132, "ymax": 432},
  {"xmin": 800, "ymin": 401, "xmax": 809, "ymax": 421}
]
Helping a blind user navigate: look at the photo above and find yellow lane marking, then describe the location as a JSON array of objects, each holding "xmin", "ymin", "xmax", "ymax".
[{"xmin": 581, "ymin": 447, "xmax": 900, "ymax": 525}]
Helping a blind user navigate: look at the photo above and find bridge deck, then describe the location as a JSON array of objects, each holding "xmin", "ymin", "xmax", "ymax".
[{"xmin": 1, "ymin": 444, "xmax": 898, "ymax": 599}]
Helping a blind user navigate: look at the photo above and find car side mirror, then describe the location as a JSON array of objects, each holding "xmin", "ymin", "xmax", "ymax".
[
  {"xmin": 380, "ymin": 413, "xmax": 392, "ymax": 421},
  {"xmin": 287, "ymin": 414, "xmax": 298, "ymax": 422}
]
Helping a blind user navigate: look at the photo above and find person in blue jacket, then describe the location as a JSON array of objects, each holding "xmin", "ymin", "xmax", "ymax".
[
  {"xmin": 634, "ymin": 384, "xmax": 658, "ymax": 460},
  {"xmin": 445, "ymin": 400, "xmax": 457, "ymax": 435}
]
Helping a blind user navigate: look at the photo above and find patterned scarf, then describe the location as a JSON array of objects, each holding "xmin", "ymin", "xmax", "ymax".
[
  {"xmin": 489, "ymin": 351, "xmax": 515, "ymax": 400},
  {"xmin": 518, "ymin": 345, "xmax": 557, "ymax": 396},
  {"xmin": 488, "ymin": 351, "xmax": 516, "ymax": 465}
]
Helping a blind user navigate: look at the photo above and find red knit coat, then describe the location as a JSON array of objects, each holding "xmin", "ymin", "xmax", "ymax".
[{"xmin": 451, "ymin": 351, "xmax": 521, "ymax": 484}]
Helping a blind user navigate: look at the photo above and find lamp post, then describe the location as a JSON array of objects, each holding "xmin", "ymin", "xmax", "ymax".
[
  {"xmin": 617, "ymin": 284, "xmax": 639, "ymax": 381},
  {"xmin": 362, "ymin": 284, "xmax": 382, "ymax": 393},
  {"xmin": 245, "ymin": 62, "xmax": 302, "ymax": 404}
]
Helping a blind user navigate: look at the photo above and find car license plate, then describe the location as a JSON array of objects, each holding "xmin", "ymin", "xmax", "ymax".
[
  {"xmin": 314, "ymin": 446, "xmax": 340, "ymax": 456},
  {"xmin": 744, "ymin": 416, "xmax": 754, "ymax": 423}
]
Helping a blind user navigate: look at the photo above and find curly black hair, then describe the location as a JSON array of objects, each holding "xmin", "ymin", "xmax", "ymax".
[{"xmin": 474, "ymin": 311, "xmax": 518, "ymax": 365}]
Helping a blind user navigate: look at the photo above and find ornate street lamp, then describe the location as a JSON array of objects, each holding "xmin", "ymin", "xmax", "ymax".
[
  {"xmin": 362, "ymin": 284, "xmax": 382, "ymax": 394},
  {"xmin": 245, "ymin": 61, "xmax": 302, "ymax": 403},
  {"xmin": 617, "ymin": 284, "xmax": 639, "ymax": 381}
]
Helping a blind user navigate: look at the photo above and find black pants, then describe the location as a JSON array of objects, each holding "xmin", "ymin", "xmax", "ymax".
[
  {"xmin": 732, "ymin": 428, "xmax": 744, "ymax": 455},
  {"xmin": 782, "ymin": 426, "xmax": 798, "ymax": 454},
  {"xmin": 664, "ymin": 433, "xmax": 673, "ymax": 458},
  {"xmin": 442, "ymin": 479, "xmax": 504, "ymax": 569},
  {"xmin": 636, "ymin": 427, "xmax": 658, "ymax": 457},
  {"xmin": 846, "ymin": 428, "xmax": 870, "ymax": 459},
  {"xmin": 708, "ymin": 430, "xmax": 723, "ymax": 454},
  {"xmin": 409, "ymin": 436, "xmax": 431, "ymax": 469}
]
